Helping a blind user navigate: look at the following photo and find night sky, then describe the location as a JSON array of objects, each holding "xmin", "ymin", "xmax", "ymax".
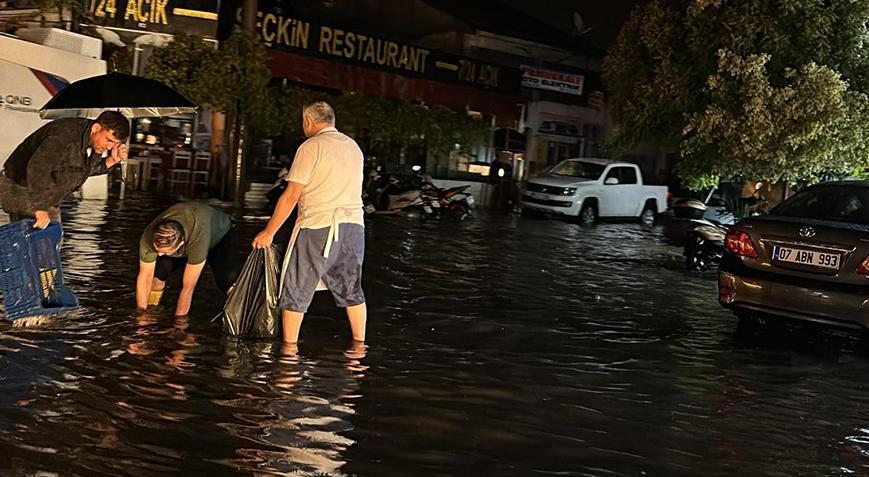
[{"xmin": 502, "ymin": 0, "xmax": 644, "ymax": 50}]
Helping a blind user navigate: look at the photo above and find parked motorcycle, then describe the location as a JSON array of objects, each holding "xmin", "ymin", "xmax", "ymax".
[
  {"xmin": 421, "ymin": 182, "xmax": 475, "ymax": 220},
  {"xmin": 684, "ymin": 209, "xmax": 735, "ymax": 271},
  {"xmin": 362, "ymin": 165, "xmax": 475, "ymax": 219},
  {"xmin": 365, "ymin": 171, "xmax": 437, "ymax": 218}
]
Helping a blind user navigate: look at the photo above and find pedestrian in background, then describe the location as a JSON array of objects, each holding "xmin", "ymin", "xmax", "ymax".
[{"xmin": 489, "ymin": 152, "xmax": 515, "ymax": 212}]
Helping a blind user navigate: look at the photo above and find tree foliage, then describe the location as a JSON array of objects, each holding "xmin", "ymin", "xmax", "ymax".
[
  {"xmin": 146, "ymin": 28, "xmax": 277, "ymax": 134},
  {"xmin": 38, "ymin": 0, "xmax": 87, "ymax": 19},
  {"xmin": 603, "ymin": 0, "xmax": 869, "ymax": 188},
  {"xmin": 0, "ymin": 0, "xmax": 89, "ymax": 32},
  {"xmin": 269, "ymin": 87, "xmax": 488, "ymax": 155}
]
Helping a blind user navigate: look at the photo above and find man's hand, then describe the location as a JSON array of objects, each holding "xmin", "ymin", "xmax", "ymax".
[
  {"xmin": 135, "ymin": 260, "xmax": 157, "ymax": 310},
  {"xmin": 34, "ymin": 210, "xmax": 51, "ymax": 229},
  {"xmin": 252, "ymin": 229, "xmax": 274, "ymax": 249},
  {"xmin": 175, "ymin": 262, "xmax": 205, "ymax": 317},
  {"xmin": 106, "ymin": 144, "xmax": 127, "ymax": 168}
]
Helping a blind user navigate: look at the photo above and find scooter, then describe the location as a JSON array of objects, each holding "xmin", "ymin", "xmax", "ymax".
[
  {"xmin": 684, "ymin": 211, "xmax": 735, "ymax": 271},
  {"xmin": 421, "ymin": 182, "xmax": 475, "ymax": 220},
  {"xmin": 365, "ymin": 173, "xmax": 435, "ymax": 218}
]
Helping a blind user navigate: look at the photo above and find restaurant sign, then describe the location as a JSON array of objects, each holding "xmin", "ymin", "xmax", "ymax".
[
  {"xmin": 218, "ymin": 3, "xmax": 521, "ymax": 95},
  {"xmin": 88, "ymin": 0, "xmax": 219, "ymax": 37}
]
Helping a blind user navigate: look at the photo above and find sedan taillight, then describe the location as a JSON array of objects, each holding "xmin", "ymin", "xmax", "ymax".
[
  {"xmin": 857, "ymin": 256, "xmax": 869, "ymax": 275},
  {"xmin": 724, "ymin": 230, "xmax": 758, "ymax": 258}
]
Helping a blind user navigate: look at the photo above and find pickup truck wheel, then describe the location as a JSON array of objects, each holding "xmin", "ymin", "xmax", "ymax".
[
  {"xmin": 579, "ymin": 202, "xmax": 597, "ymax": 227},
  {"xmin": 640, "ymin": 203, "xmax": 656, "ymax": 226}
]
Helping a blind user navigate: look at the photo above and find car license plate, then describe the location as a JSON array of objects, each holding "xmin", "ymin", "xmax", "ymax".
[{"xmin": 772, "ymin": 245, "xmax": 840, "ymax": 270}]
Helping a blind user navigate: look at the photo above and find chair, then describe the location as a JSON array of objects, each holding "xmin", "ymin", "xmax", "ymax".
[
  {"xmin": 166, "ymin": 169, "xmax": 192, "ymax": 194},
  {"xmin": 142, "ymin": 156, "xmax": 163, "ymax": 191},
  {"xmin": 189, "ymin": 151, "xmax": 212, "ymax": 196},
  {"xmin": 191, "ymin": 170, "xmax": 209, "ymax": 195},
  {"xmin": 194, "ymin": 150, "xmax": 211, "ymax": 171},
  {"xmin": 167, "ymin": 150, "xmax": 194, "ymax": 195},
  {"xmin": 172, "ymin": 150, "xmax": 193, "ymax": 169}
]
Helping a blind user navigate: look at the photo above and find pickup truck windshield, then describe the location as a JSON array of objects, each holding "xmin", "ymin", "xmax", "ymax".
[{"xmin": 550, "ymin": 161, "xmax": 606, "ymax": 180}]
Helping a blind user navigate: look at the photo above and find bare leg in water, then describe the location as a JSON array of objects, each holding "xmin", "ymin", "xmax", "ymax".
[{"xmin": 281, "ymin": 302, "xmax": 367, "ymax": 343}]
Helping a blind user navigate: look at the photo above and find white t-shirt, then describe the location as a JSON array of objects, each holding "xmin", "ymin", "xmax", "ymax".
[{"xmin": 287, "ymin": 126, "xmax": 365, "ymax": 229}]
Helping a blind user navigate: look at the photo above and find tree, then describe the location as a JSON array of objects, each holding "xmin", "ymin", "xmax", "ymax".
[
  {"xmin": 602, "ymin": 1, "xmax": 690, "ymax": 150},
  {"xmin": 603, "ymin": 0, "xmax": 869, "ymax": 189},
  {"xmin": 146, "ymin": 28, "xmax": 279, "ymax": 135},
  {"xmin": 681, "ymin": 51, "xmax": 869, "ymax": 189},
  {"xmin": 0, "ymin": 0, "xmax": 89, "ymax": 33}
]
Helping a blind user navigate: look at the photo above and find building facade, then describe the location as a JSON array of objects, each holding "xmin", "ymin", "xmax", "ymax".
[{"xmin": 218, "ymin": 0, "xmax": 610, "ymax": 190}]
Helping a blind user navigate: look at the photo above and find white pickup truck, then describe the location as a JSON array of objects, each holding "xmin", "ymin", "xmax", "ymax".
[{"xmin": 520, "ymin": 158, "xmax": 668, "ymax": 226}]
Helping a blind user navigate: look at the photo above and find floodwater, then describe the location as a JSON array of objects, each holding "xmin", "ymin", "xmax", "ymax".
[{"xmin": 1, "ymin": 195, "xmax": 869, "ymax": 476}]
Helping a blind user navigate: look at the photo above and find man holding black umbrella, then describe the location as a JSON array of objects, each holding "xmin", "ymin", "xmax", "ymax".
[{"xmin": 0, "ymin": 111, "xmax": 129, "ymax": 228}]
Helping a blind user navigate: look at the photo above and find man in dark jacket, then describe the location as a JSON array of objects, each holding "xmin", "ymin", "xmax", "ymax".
[{"xmin": 0, "ymin": 111, "xmax": 130, "ymax": 228}]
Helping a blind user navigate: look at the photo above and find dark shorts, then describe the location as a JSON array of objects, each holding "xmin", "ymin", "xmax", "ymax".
[
  {"xmin": 0, "ymin": 175, "xmax": 61, "ymax": 223},
  {"xmin": 154, "ymin": 225, "xmax": 241, "ymax": 293},
  {"xmin": 279, "ymin": 223, "xmax": 366, "ymax": 313}
]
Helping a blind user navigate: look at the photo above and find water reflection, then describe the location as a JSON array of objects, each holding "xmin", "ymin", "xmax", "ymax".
[
  {"xmin": 3, "ymin": 196, "xmax": 869, "ymax": 475},
  {"xmin": 216, "ymin": 339, "xmax": 368, "ymax": 475}
]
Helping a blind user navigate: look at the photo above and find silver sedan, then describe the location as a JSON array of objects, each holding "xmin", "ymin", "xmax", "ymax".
[{"xmin": 719, "ymin": 181, "xmax": 869, "ymax": 329}]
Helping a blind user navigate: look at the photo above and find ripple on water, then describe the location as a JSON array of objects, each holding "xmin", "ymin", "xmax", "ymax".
[{"xmin": 0, "ymin": 199, "xmax": 869, "ymax": 476}]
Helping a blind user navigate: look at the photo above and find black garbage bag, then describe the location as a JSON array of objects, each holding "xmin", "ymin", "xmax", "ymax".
[{"xmin": 222, "ymin": 246, "xmax": 282, "ymax": 339}]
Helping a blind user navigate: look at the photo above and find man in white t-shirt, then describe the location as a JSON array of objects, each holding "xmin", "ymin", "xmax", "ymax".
[{"xmin": 252, "ymin": 101, "xmax": 366, "ymax": 345}]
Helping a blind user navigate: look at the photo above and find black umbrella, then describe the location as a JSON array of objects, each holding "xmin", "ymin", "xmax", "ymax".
[{"xmin": 39, "ymin": 72, "xmax": 197, "ymax": 119}]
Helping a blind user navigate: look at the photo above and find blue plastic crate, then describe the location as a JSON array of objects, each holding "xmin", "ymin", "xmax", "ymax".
[{"xmin": 0, "ymin": 220, "xmax": 78, "ymax": 321}]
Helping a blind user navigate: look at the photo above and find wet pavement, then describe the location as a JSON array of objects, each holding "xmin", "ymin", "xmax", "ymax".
[{"xmin": 1, "ymin": 195, "xmax": 869, "ymax": 476}]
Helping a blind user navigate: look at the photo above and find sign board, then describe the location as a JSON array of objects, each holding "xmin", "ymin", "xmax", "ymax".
[
  {"xmin": 88, "ymin": 0, "xmax": 219, "ymax": 37},
  {"xmin": 0, "ymin": 35, "xmax": 107, "ymax": 197},
  {"xmin": 0, "ymin": 59, "xmax": 66, "ymax": 163},
  {"xmin": 520, "ymin": 66, "xmax": 584, "ymax": 96},
  {"xmin": 218, "ymin": 1, "xmax": 522, "ymax": 95}
]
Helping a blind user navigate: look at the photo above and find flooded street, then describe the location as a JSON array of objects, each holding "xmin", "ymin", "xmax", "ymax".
[{"xmin": 2, "ymin": 196, "xmax": 869, "ymax": 476}]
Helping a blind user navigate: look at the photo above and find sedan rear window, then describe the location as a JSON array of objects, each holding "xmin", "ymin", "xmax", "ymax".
[{"xmin": 770, "ymin": 186, "xmax": 869, "ymax": 225}]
